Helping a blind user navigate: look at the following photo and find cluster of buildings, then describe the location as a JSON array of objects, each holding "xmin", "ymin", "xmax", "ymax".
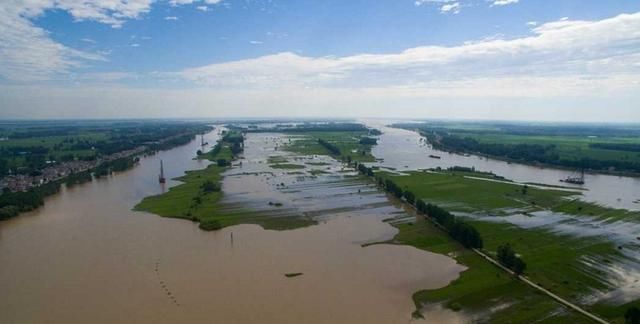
[{"xmin": 0, "ymin": 146, "xmax": 148, "ymax": 193}]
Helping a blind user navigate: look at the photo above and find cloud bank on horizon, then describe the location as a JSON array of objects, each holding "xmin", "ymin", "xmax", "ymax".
[{"xmin": 0, "ymin": 0, "xmax": 639, "ymax": 121}]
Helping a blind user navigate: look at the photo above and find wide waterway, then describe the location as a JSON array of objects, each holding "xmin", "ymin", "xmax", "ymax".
[
  {"xmin": 0, "ymin": 128, "xmax": 466, "ymax": 324},
  {"xmin": 364, "ymin": 120, "xmax": 640, "ymax": 211}
]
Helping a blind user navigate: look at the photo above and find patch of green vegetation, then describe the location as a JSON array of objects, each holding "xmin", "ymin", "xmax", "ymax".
[
  {"xmin": 378, "ymin": 170, "xmax": 636, "ymax": 322},
  {"xmin": 284, "ymin": 131, "xmax": 376, "ymax": 163},
  {"xmin": 284, "ymin": 272, "xmax": 303, "ymax": 278},
  {"xmin": 305, "ymin": 161, "xmax": 330, "ymax": 166},
  {"xmin": 378, "ymin": 170, "xmax": 640, "ymax": 222},
  {"xmin": 136, "ymin": 136, "xmax": 315, "ymax": 231},
  {"xmin": 393, "ymin": 220, "xmax": 583, "ymax": 323},
  {"xmin": 376, "ymin": 170, "xmax": 575, "ymax": 213},
  {"xmin": 270, "ymin": 163, "xmax": 306, "ymax": 169},
  {"xmin": 267, "ymin": 156, "xmax": 289, "ymax": 164},
  {"xmin": 309, "ymin": 169, "xmax": 330, "ymax": 175}
]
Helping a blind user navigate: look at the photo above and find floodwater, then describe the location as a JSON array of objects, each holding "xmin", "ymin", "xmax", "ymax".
[
  {"xmin": 365, "ymin": 121, "xmax": 640, "ymax": 211},
  {"xmin": 361, "ymin": 121, "xmax": 640, "ymax": 304},
  {"xmin": 464, "ymin": 209, "xmax": 640, "ymax": 303},
  {"xmin": 0, "ymin": 129, "xmax": 466, "ymax": 324}
]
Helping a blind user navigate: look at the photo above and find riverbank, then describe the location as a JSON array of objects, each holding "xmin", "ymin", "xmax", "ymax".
[
  {"xmin": 414, "ymin": 128, "xmax": 640, "ymax": 178},
  {"xmin": 0, "ymin": 125, "xmax": 212, "ymax": 222}
]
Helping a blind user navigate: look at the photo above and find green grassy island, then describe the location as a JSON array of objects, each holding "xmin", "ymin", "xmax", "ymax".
[{"xmin": 134, "ymin": 130, "xmax": 316, "ymax": 231}]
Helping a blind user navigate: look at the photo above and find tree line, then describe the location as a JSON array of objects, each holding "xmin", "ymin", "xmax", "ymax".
[
  {"xmin": 0, "ymin": 181, "xmax": 61, "ymax": 220},
  {"xmin": 318, "ymin": 139, "xmax": 341, "ymax": 155},
  {"xmin": 496, "ymin": 243, "xmax": 527, "ymax": 275},
  {"xmin": 590, "ymin": 143, "xmax": 640, "ymax": 153},
  {"xmin": 427, "ymin": 133, "xmax": 640, "ymax": 174},
  {"xmin": 355, "ymin": 163, "xmax": 483, "ymax": 249}
]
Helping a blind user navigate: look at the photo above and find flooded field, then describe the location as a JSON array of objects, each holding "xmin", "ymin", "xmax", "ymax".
[
  {"xmin": 0, "ymin": 130, "xmax": 466, "ymax": 324},
  {"xmin": 365, "ymin": 121, "xmax": 640, "ymax": 211},
  {"xmin": 465, "ymin": 208, "xmax": 640, "ymax": 303},
  {"xmin": 363, "ymin": 121, "xmax": 640, "ymax": 308}
]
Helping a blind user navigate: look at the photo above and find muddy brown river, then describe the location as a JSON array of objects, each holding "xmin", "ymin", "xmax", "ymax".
[{"xmin": 0, "ymin": 129, "xmax": 466, "ymax": 324}]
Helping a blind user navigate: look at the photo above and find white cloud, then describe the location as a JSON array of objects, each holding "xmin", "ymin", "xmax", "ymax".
[
  {"xmin": 491, "ymin": 0, "xmax": 519, "ymax": 6},
  {"xmin": 131, "ymin": 43, "xmax": 140, "ymax": 47},
  {"xmin": 414, "ymin": 0, "xmax": 456, "ymax": 7},
  {"xmin": 169, "ymin": 0, "xmax": 222, "ymax": 6},
  {"xmin": 196, "ymin": 6, "xmax": 209, "ymax": 11},
  {"xmin": 164, "ymin": 16, "xmax": 179, "ymax": 20},
  {"xmin": 0, "ymin": 0, "xmax": 224, "ymax": 82},
  {"xmin": 179, "ymin": 13, "xmax": 640, "ymax": 99},
  {"xmin": 0, "ymin": 1, "xmax": 112, "ymax": 81},
  {"xmin": 440, "ymin": 2, "xmax": 460, "ymax": 14},
  {"xmin": 414, "ymin": 0, "xmax": 462, "ymax": 14},
  {"xmin": 0, "ymin": 0, "xmax": 156, "ymax": 82},
  {"xmin": 526, "ymin": 21, "xmax": 538, "ymax": 26},
  {"xmin": 249, "ymin": 40, "xmax": 263, "ymax": 45}
]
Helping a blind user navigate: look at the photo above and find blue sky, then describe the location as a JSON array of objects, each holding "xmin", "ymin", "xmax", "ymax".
[{"xmin": 1, "ymin": 0, "xmax": 640, "ymax": 121}]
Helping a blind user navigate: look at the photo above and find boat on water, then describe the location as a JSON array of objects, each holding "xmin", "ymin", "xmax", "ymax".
[
  {"xmin": 159, "ymin": 160, "xmax": 166, "ymax": 183},
  {"xmin": 560, "ymin": 168, "xmax": 585, "ymax": 185},
  {"xmin": 429, "ymin": 154, "xmax": 441, "ymax": 159}
]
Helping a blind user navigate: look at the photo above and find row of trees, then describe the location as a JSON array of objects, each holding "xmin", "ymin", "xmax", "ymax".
[
  {"xmin": 590, "ymin": 143, "xmax": 640, "ymax": 153},
  {"xmin": 94, "ymin": 156, "xmax": 138, "ymax": 177},
  {"xmin": 357, "ymin": 163, "xmax": 374, "ymax": 177},
  {"xmin": 496, "ymin": 244, "xmax": 527, "ymax": 275},
  {"xmin": 318, "ymin": 139, "xmax": 341, "ymax": 155},
  {"xmin": 416, "ymin": 201, "xmax": 483, "ymax": 249},
  {"xmin": 355, "ymin": 163, "xmax": 483, "ymax": 249},
  {"xmin": 428, "ymin": 133, "xmax": 640, "ymax": 174},
  {"xmin": 0, "ymin": 181, "xmax": 61, "ymax": 220},
  {"xmin": 359, "ymin": 137, "xmax": 378, "ymax": 145}
]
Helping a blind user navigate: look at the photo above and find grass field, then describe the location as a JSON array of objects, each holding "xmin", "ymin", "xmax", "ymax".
[
  {"xmin": 284, "ymin": 131, "xmax": 377, "ymax": 163},
  {"xmin": 378, "ymin": 170, "xmax": 639, "ymax": 222},
  {"xmin": 377, "ymin": 170, "xmax": 639, "ymax": 322}
]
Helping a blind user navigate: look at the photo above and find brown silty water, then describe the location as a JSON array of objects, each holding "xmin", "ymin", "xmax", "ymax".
[{"xmin": 0, "ymin": 129, "xmax": 467, "ymax": 324}]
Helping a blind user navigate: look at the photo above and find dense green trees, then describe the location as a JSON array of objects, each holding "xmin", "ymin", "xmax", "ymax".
[
  {"xmin": 359, "ymin": 137, "xmax": 377, "ymax": 145},
  {"xmin": 626, "ymin": 306, "xmax": 640, "ymax": 324},
  {"xmin": 65, "ymin": 171, "xmax": 93, "ymax": 187},
  {"xmin": 0, "ymin": 182, "xmax": 61, "ymax": 220},
  {"xmin": 403, "ymin": 190, "xmax": 416, "ymax": 205},
  {"xmin": 0, "ymin": 158, "xmax": 8, "ymax": 176},
  {"xmin": 384, "ymin": 179, "xmax": 403, "ymax": 198},
  {"xmin": 497, "ymin": 243, "xmax": 527, "ymax": 275},
  {"xmin": 200, "ymin": 180, "xmax": 220, "ymax": 193},
  {"xmin": 94, "ymin": 157, "xmax": 137, "ymax": 177},
  {"xmin": 217, "ymin": 159, "xmax": 229, "ymax": 167},
  {"xmin": 356, "ymin": 163, "xmax": 374, "ymax": 177},
  {"xmin": 318, "ymin": 139, "xmax": 341, "ymax": 155},
  {"xmin": 417, "ymin": 202, "xmax": 483, "ymax": 249},
  {"xmin": 591, "ymin": 143, "xmax": 640, "ymax": 153}
]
